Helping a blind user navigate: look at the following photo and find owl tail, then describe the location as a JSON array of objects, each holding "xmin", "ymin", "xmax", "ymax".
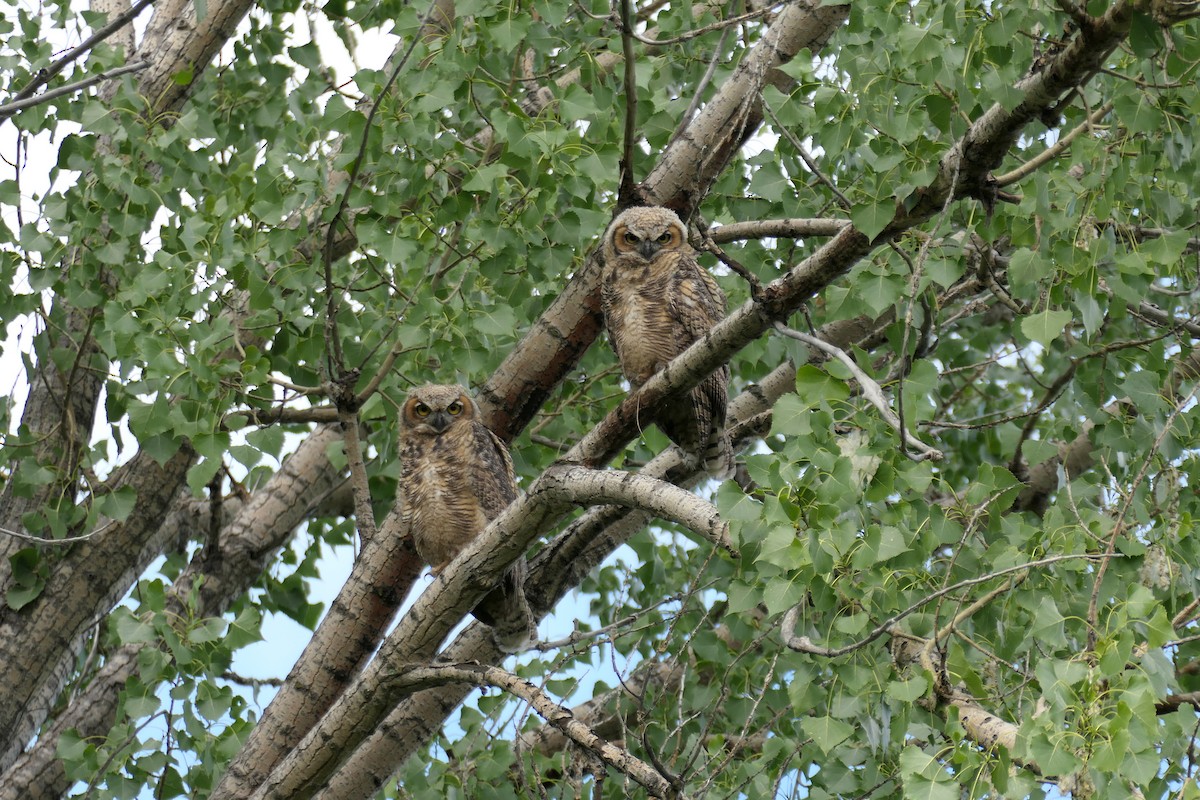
[
  {"xmin": 472, "ymin": 560, "xmax": 535, "ymax": 654},
  {"xmin": 703, "ymin": 427, "xmax": 736, "ymax": 479}
]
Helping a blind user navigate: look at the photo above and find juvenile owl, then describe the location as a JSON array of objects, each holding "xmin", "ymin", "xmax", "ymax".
[
  {"xmin": 601, "ymin": 206, "xmax": 733, "ymax": 476},
  {"xmin": 399, "ymin": 384, "xmax": 534, "ymax": 653}
]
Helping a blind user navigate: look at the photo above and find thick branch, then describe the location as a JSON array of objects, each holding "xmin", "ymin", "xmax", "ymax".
[
  {"xmin": 476, "ymin": 0, "xmax": 847, "ymax": 440},
  {"xmin": 1, "ymin": 428, "xmax": 343, "ymax": 798},
  {"xmin": 542, "ymin": 467, "xmax": 736, "ymax": 557},
  {"xmin": 250, "ymin": 467, "xmax": 584, "ymax": 799}
]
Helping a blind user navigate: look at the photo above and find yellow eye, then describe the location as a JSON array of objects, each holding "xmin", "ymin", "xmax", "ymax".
[
  {"xmin": 414, "ymin": 402, "xmax": 431, "ymax": 418},
  {"xmin": 447, "ymin": 401, "xmax": 464, "ymax": 416},
  {"xmin": 657, "ymin": 231, "xmax": 672, "ymax": 244},
  {"xmin": 623, "ymin": 231, "xmax": 638, "ymax": 244}
]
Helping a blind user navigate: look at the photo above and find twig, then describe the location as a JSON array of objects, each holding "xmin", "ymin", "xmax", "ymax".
[
  {"xmin": 222, "ymin": 671, "xmax": 284, "ymax": 689},
  {"xmin": 780, "ymin": 553, "xmax": 1109, "ymax": 657},
  {"xmin": 0, "ymin": 0, "xmax": 155, "ymax": 122},
  {"xmin": 933, "ymin": 572, "xmax": 1028, "ymax": 645},
  {"xmin": 0, "ymin": 521, "xmax": 117, "ymax": 545},
  {"xmin": 699, "ymin": 235, "xmax": 762, "ymax": 298},
  {"xmin": 772, "ymin": 322, "xmax": 942, "ymax": 461},
  {"xmin": 1087, "ymin": 382, "xmax": 1200, "ymax": 651},
  {"xmin": 670, "ymin": 24, "xmax": 732, "ymax": 142},
  {"xmin": 531, "ymin": 586, "xmax": 704, "ymax": 651},
  {"xmin": 628, "ymin": 4, "xmax": 773, "ymax": 46},
  {"xmin": 0, "ymin": 61, "xmax": 148, "ymax": 116},
  {"xmin": 764, "ymin": 103, "xmax": 851, "ymax": 210},
  {"xmin": 617, "ymin": 0, "xmax": 640, "ymax": 206},
  {"xmin": 391, "ymin": 662, "xmax": 683, "ymax": 798},
  {"xmin": 336, "ymin": 402, "xmax": 378, "ymax": 546},
  {"xmin": 995, "ymin": 100, "xmax": 1114, "ymax": 185}
]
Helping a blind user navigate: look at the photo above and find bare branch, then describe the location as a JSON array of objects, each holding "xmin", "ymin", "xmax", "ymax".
[
  {"xmin": 773, "ymin": 322, "xmax": 943, "ymax": 461},
  {"xmin": 391, "ymin": 663, "xmax": 681, "ymax": 798},
  {"xmin": 543, "ymin": 467, "xmax": 737, "ymax": 557},
  {"xmin": 708, "ymin": 218, "xmax": 848, "ymax": 242},
  {"xmin": 780, "ymin": 554, "xmax": 1109, "ymax": 658},
  {"xmin": 0, "ymin": 0, "xmax": 154, "ymax": 122},
  {"xmin": 0, "ymin": 61, "xmax": 148, "ymax": 116}
]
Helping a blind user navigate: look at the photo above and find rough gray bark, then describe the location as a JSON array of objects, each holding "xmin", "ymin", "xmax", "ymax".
[
  {"xmin": 0, "ymin": 0, "xmax": 257, "ymax": 761},
  {"xmin": 0, "ymin": 427, "xmax": 344, "ymax": 797}
]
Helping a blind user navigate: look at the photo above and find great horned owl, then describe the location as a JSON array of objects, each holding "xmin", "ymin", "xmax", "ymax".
[
  {"xmin": 601, "ymin": 206, "xmax": 733, "ymax": 476},
  {"xmin": 399, "ymin": 384, "xmax": 534, "ymax": 653}
]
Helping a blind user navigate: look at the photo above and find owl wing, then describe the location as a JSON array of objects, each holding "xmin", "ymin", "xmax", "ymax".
[
  {"xmin": 467, "ymin": 422, "xmax": 532, "ymax": 652},
  {"xmin": 471, "ymin": 422, "xmax": 518, "ymax": 519},
  {"xmin": 668, "ymin": 256, "xmax": 734, "ymax": 475},
  {"xmin": 669, "ymin": 255, "xmax": 727, "ymax": 340}
]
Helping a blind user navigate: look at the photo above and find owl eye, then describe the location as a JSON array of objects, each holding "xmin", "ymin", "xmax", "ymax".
[
  {"xmin": 623, "ymin": 231, "xmax": 639, "ymax": 244},
  {"xmin": 657, "ymin": 231, "xmax": 672, "ymax": 244},
  {"xmin": 413, "ymin": 402, "xmax": 431, "ymax": 418},
  {"xmin": 447, "ymin": 400, "xmax": 464, "ymax": 416}
]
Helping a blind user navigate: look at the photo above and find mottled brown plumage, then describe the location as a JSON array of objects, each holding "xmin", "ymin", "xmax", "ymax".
[
  {"xmin": 601, "ymin": 206, "xmax": 733, "ymax": 476},
  {"xmin": 399, "ymin": 384, "xmax": 534, "ymax": 652}
]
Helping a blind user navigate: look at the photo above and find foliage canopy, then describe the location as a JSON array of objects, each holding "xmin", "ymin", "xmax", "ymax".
[{"xmin": 1, "ymin": 0, "xmax": 1200, "ymax": 798}]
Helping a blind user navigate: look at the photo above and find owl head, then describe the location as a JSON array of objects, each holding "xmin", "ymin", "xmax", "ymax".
[
  {"xmin": 401, "ymin": 384, "xmax": 477, "ymax": 435},
  {"xmin": 604, "ymin": 206, "xmax": 689, "ymax": 263}
]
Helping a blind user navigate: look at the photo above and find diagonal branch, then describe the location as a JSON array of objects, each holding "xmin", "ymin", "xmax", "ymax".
[
  {"xmin": 543, "ymin": 467, "xmax": 736, "ymax": 557},
  {"xmin": 0, "ymin": 61, "xmax": 148, "ymax": 116},
  {"xmin": 389, "ymin": 663, "xmax": 681, "ymax": 798},
  {"xmin": 773, "ymin": 322, "xmax": 942, "ymax": 461},
  {"xmin": 0, "ymin": 0, "xmax": 154, "ymax": 122},
  {"xmin": 780, "ymin": 554, "xmax": 1108, "ymax": 659}
]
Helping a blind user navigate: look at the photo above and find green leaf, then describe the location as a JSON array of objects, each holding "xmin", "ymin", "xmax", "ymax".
[
  {"xmin": 6, "ymin": 548, "xmax": 46, "ymax": 610},
  {"xmin": 1020, "ymin": 309, "xmax": 1073, "ymax": 346},
  {"xmin": 850, "ymin": 200, "xmax": 893, "ymax": 243},
  {"xmin": 97, "ymin": 485, "xmax": 137, "ymax": 521},
  {"xmin": 188, "ymin": 617, "xmax": 227, "ymax": 644},
  {"xmin": 899, "ymin": 746, "xmax": 958, "ymax": 800},
  {"xmin": 887, "ymin": 676, "xmax": 929, "ymax": 702},
  {"xmin": 114, "ymin": 610, "xmax": 157, "ymax": 644},
  {"xmin": 801, "ymin": 715, "xmax": 854, "ymax": 754}
]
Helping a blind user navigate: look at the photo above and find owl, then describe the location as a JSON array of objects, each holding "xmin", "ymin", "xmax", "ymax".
[
  {"xmin": 399, "ymin": 384, "xmax": 534, "ymax": 653},
  {"xmin": 601, "ymin": 206, "xmax": 733, "ymax": 476}
]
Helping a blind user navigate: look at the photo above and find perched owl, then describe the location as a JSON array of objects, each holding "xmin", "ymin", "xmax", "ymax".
[
  {"xmin": 399, "ymin": 384, "xmax": 534, "ymax": 653},
  {"xmin": 601, "ymin": 206, "xmax": 733, "ymax": 476}
]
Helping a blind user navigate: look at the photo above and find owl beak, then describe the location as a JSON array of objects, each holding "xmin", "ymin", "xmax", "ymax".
[
  {"xmin": 428, "ymin": 411, "xmax": 452, "ymax": 432},
  {"xmin": 637, "ymin": 239, "xmax": 660, "ymax": 259}
]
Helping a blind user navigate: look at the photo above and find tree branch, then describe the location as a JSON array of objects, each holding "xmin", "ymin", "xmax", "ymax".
[
  {"xmin": 391, "ymin": 662, "xmax": 681, "ymax": 798},
  {"xmin": 0, "ymin": 61, "xmax": 148, "ymax": 116},
  {"xmin": 542, "ymin": 467, "xmax": 737, "ymax": 557},
  {"xmin": 773, "ymin": 322, "xmax": 942, "ymax": 461},
  {"xmin": 780, "ymin": 554, "xmax": 1108, "ymax": 658},
  {"xmin": 0, "ymin": 0, "xmax": 154, "ymax": 122}
]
